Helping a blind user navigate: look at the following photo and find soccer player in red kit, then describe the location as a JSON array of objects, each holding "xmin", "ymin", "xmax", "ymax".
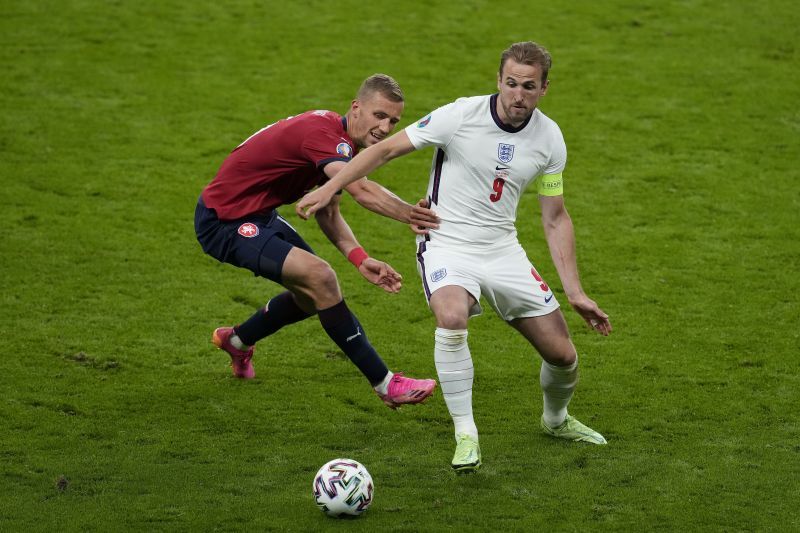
[{"xmin": 195, "ymin": 74, "xmax": 438, "ymax": 408}]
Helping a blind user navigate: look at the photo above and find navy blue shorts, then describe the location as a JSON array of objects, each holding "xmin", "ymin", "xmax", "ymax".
[{"xmin": 194, "ymin": 196, "xmax": 315, "ymax": 283}]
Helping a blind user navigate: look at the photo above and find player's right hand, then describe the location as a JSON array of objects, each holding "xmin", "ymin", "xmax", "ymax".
[
  {"xmin": 296, "ymin": 188, "xmax": 334, "ymax": 220},
  {"xmin": 569, "ymin": 294, "xmax": 612, "ymax": 336}
]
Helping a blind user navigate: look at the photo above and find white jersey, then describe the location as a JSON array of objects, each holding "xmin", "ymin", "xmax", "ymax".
[{"xmin": 405, "ymin": 94, "xmax": 566, "ymax": 247}]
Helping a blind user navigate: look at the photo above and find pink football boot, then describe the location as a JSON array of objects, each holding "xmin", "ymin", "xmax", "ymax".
[
  {"xmin": 377, "ymin": 372, "xmax": 436, "ymax": 409},
  {"xmin": 212, "ymin": 327, "xmax": 255, "ymax": 379}
]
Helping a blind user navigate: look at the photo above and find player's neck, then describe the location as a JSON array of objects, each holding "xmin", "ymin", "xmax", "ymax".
[
  {"xmin": 343, "ymin": 112, "xmax": 353, "ymax": 137},
  {"xmin": 495, "ymin": 100, "xmax": 531, "ymax": 129}
]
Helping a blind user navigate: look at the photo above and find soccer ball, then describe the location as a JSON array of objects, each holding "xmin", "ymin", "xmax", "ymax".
[{"xmin": 312, "ymin": 458, "xmax": 374, "ymax": 517}]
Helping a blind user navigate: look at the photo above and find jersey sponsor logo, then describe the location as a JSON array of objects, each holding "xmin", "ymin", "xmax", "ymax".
[
  {"xmin": 237, "ymin": 223, "xmax": 259, "ymax": 238},
  {"xmin": 498, "ymin": 143, "xmax": 515, "ymax": 163},
  {"xmin": 336, "ymin": 142, "xmax": 353, "ymax": 158},
  {"xmin": 312, "ymin": 110, "xmax": 328, "ymax": 116},
  {"xmin": 430, "ymin": 268, "xmax": 447, "ymax": 282},
  {"xmin": 417, "ymin": 114, "xmax": 432, "ymax": 128}
]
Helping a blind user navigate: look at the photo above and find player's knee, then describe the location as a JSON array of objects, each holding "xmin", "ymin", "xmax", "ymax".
[
  {"xmin": 435, "ymin": 310, "xmax": 469, "ymax": 330},
  {"xmin": 543, "ymin": 344, "xmax": 577, "ymax": 367},
  {"xmin": 305, "ymin": 261, "xmax": 341, "ymax": 302}
]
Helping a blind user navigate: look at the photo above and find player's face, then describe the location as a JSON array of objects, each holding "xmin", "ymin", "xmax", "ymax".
[
  {"xmin": 496, "ymin": 59, "xmax": 549, "ymax": 127},
  {"xmin": 349, "ymin": 94, "xmax": 404, "ymax": 148}
]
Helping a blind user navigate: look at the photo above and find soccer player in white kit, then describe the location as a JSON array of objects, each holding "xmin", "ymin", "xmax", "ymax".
[{"xmin": 298, "ymin": 42, "xmax": 612, "ymax": 473}]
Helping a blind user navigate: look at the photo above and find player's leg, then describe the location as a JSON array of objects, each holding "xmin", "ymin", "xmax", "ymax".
[
  {"xmin": 429, "ymin": 286, "xmax": 482, "ymax": 472},
  {"xmin": 279, "ymin": 246, "xmax": 435, "ymax": 407},
  {"xmin": 430, "ymin": 285, "xmax": 477, "ymax": 438},
  {"xmin": 233, "ymin": 291, "xmax": 315, "ymax": 344},
  {"xmin": 509, "ymin": 311, "xmax": 577, "ymax": 426},
  {"xmin": 196, "ymin": 200, "xmax": 312, "ymax": 378},
  {"xmin": 206, "ymin": 210, "xmax": 323, "ymax": 377},
  {"xmin": 510, "ymin": 313, "xmax": 606, "ymax": 444},
  {"xmin": 480, "ymin": 243, "xmax": 605, "ymax": 444},
  {"xmin": 418, "ymin": 241, "xmax": 482, "ymax": 470}
]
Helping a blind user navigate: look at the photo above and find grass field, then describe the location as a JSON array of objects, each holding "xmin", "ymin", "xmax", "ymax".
[{"xmin": 2, "ymin": 0, "xmax": 799, "ymax": 530}]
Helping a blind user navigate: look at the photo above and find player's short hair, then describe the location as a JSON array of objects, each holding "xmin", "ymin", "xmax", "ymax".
[
  {"xmin": 499, "ymin": 41, "xmax": 552, "ymax": 84},
  {"xmin": 356, "ymin": 74, "xmax": 404, "ymax": 103}
]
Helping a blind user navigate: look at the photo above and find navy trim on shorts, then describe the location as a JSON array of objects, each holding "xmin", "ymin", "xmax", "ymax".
[{"xmin": 416, "ymin": 237, "xmax": 431, "ymax": 300}]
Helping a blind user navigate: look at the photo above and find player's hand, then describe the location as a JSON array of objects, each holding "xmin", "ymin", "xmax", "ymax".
[
  {"xmin": 296, "ymin": 188, "xmax": 335, "ymax": 220},
  {"xmin": 409, "ymin": 198, "xmax": 440, "ymax": 235},
  {"xmin": 568, "ymin": 294, "xmax": 612, "ymax": 336},
  {"xmin": 358, "ymin": 257, "xmax": 402, "ymax": 293}
]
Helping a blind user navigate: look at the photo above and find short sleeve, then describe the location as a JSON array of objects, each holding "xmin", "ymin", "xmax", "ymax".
[
  {"xmin": 404, "ymin": 101, "xmax": 462, "ymax": 150},
  {"xmin": 542, "ymin": 124, "xmax": 566, "ymax": 176},
  {"xmin": 537, "ymin": 123, "xmax": 567, "ymax": 196},
  {"xmin": 301, "ymin": 119, "xmax": 354, "ymax": 168}
]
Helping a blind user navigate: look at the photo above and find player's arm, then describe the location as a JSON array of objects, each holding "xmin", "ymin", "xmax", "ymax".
[
  {"xmin": 540, "ymin": 194, "xmax": 612, "ymax": 335},
  {"xmin": 314, "ymin": 194, "xmax": 402, "ymax": 294},
  {"xmin": 343, "ymin": 177, "xmax": 439, "ymax": 234},
  {"xmin": 297, "ymin": 131, "xmax": 417, "ymax": 219}
]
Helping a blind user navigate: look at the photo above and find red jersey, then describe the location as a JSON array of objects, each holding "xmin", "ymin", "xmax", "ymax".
[{"xmin": 202, "ymin": 110, "xmax": 357, "ymax": 221}]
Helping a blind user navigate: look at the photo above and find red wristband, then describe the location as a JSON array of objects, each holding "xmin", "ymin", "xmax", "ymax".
[{"xmin": 347, "ymin": 247, "xmax": 369, "ymax": 268}]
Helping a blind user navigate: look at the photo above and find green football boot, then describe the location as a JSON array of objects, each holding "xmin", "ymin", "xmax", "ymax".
[
  {"xmin": 541, "ymin": 415, "xmax": 607, "ymax": 445},
  {"xmin": 451, "ymin": 434, "xmax": 481, "ymax": 474}
]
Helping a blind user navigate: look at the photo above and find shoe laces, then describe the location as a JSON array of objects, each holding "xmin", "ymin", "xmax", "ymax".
[{"xmin": 387, "ymin": 372, "xmax": 412, "ymax": 394}]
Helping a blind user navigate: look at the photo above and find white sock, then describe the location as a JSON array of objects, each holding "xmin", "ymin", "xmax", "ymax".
[
  {"xmin": 373, "ymin": 370, "xmax": 394, "ymax": 395},
  {"xmin": 230, "ymin": 334, "xmax": 248, "ymax": 350},
  {"xmin": 434, "ymin": 328, "xmax": 477, "ymax": 440},
  {"xmin": 540, "ymin": 358, "xmax": 578, "ymax": 428}
]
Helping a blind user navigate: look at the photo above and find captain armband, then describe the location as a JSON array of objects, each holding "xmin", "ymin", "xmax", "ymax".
[{"xmin": 537, "ymin": 173, "xmax": 563, "ymax": 196}]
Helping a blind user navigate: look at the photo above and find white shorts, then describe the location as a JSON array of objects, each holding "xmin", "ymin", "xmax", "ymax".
[{"xmin": 415, "ymin": 238, "xmax": 560, "ymax": 321}]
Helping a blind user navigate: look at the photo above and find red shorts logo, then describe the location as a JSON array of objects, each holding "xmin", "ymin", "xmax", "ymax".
[{"xmin": 237, "ymin": 223, "xmax": 259, "ymax": 238}]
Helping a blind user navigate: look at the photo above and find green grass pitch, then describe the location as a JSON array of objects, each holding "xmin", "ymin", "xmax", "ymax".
[{"xmin": 1, "ymin": 1, "xmax": 798, "ymax": 530}]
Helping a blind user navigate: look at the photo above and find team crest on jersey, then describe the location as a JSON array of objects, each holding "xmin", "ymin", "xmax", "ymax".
[
  {"xmin": 237, "ymin": 223, "xmax": 259, "ymax": 238},
  {"xmin": 430, "ymin": 268, "xmax": 447, "ymax": 282},
  {"xmin": 498, "ymin": 143, "xmax": 515, "ymax": 163},
  {"xmin": 417, "ymin": 114, "xmax": 432, "ymax": 128},
  {"xmin": 336, "ymin": 142, "xmax": 353, "ymax": 158}
]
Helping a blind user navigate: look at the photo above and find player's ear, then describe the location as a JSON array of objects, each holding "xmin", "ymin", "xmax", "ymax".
[{"xmin": 541, "ymin": 80, "xmax": 550, "ymax": 95}]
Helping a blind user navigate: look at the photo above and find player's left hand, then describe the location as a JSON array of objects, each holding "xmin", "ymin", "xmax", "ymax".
[
  {"xmin": 568, "ymin": 294, "xmax": 612, "ymax": 336},
  {"xmin": 409, "ymin": 198, "xmax": 440, "ymax": 235},
  {"xmin": 358, "ymin": 257, "xmax": 403, "ymax": 293}
]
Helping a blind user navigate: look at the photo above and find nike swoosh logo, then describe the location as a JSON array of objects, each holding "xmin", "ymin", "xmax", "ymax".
[
  {"xmin": 495, "ymin": 165, "xmax": 510, "ymax": 171},
  {"xmin": 544, "ymin": 294, "xmax": 554, "ymax": 304}
]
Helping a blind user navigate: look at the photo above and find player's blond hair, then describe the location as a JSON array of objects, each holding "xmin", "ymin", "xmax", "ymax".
[
  {"xmin": 356, "ymin": 74, "xmax": 404, "ymax": 102},
  {"xmin": 499, "ymin": 41, "xmax": 552, "ymax": 84}
]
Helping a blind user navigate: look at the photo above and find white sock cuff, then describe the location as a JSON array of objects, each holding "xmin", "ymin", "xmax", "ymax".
[
  {"xmin": 542, "ymin": 356, "xmax": 578, "ymax": 374},
  {"xmin": 435, "ymin": 328, "xmax": 468, "ymax": 348},
  {"xmin": 373, "ymin": 370, "xmax": 394, "ymax": 394}
]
